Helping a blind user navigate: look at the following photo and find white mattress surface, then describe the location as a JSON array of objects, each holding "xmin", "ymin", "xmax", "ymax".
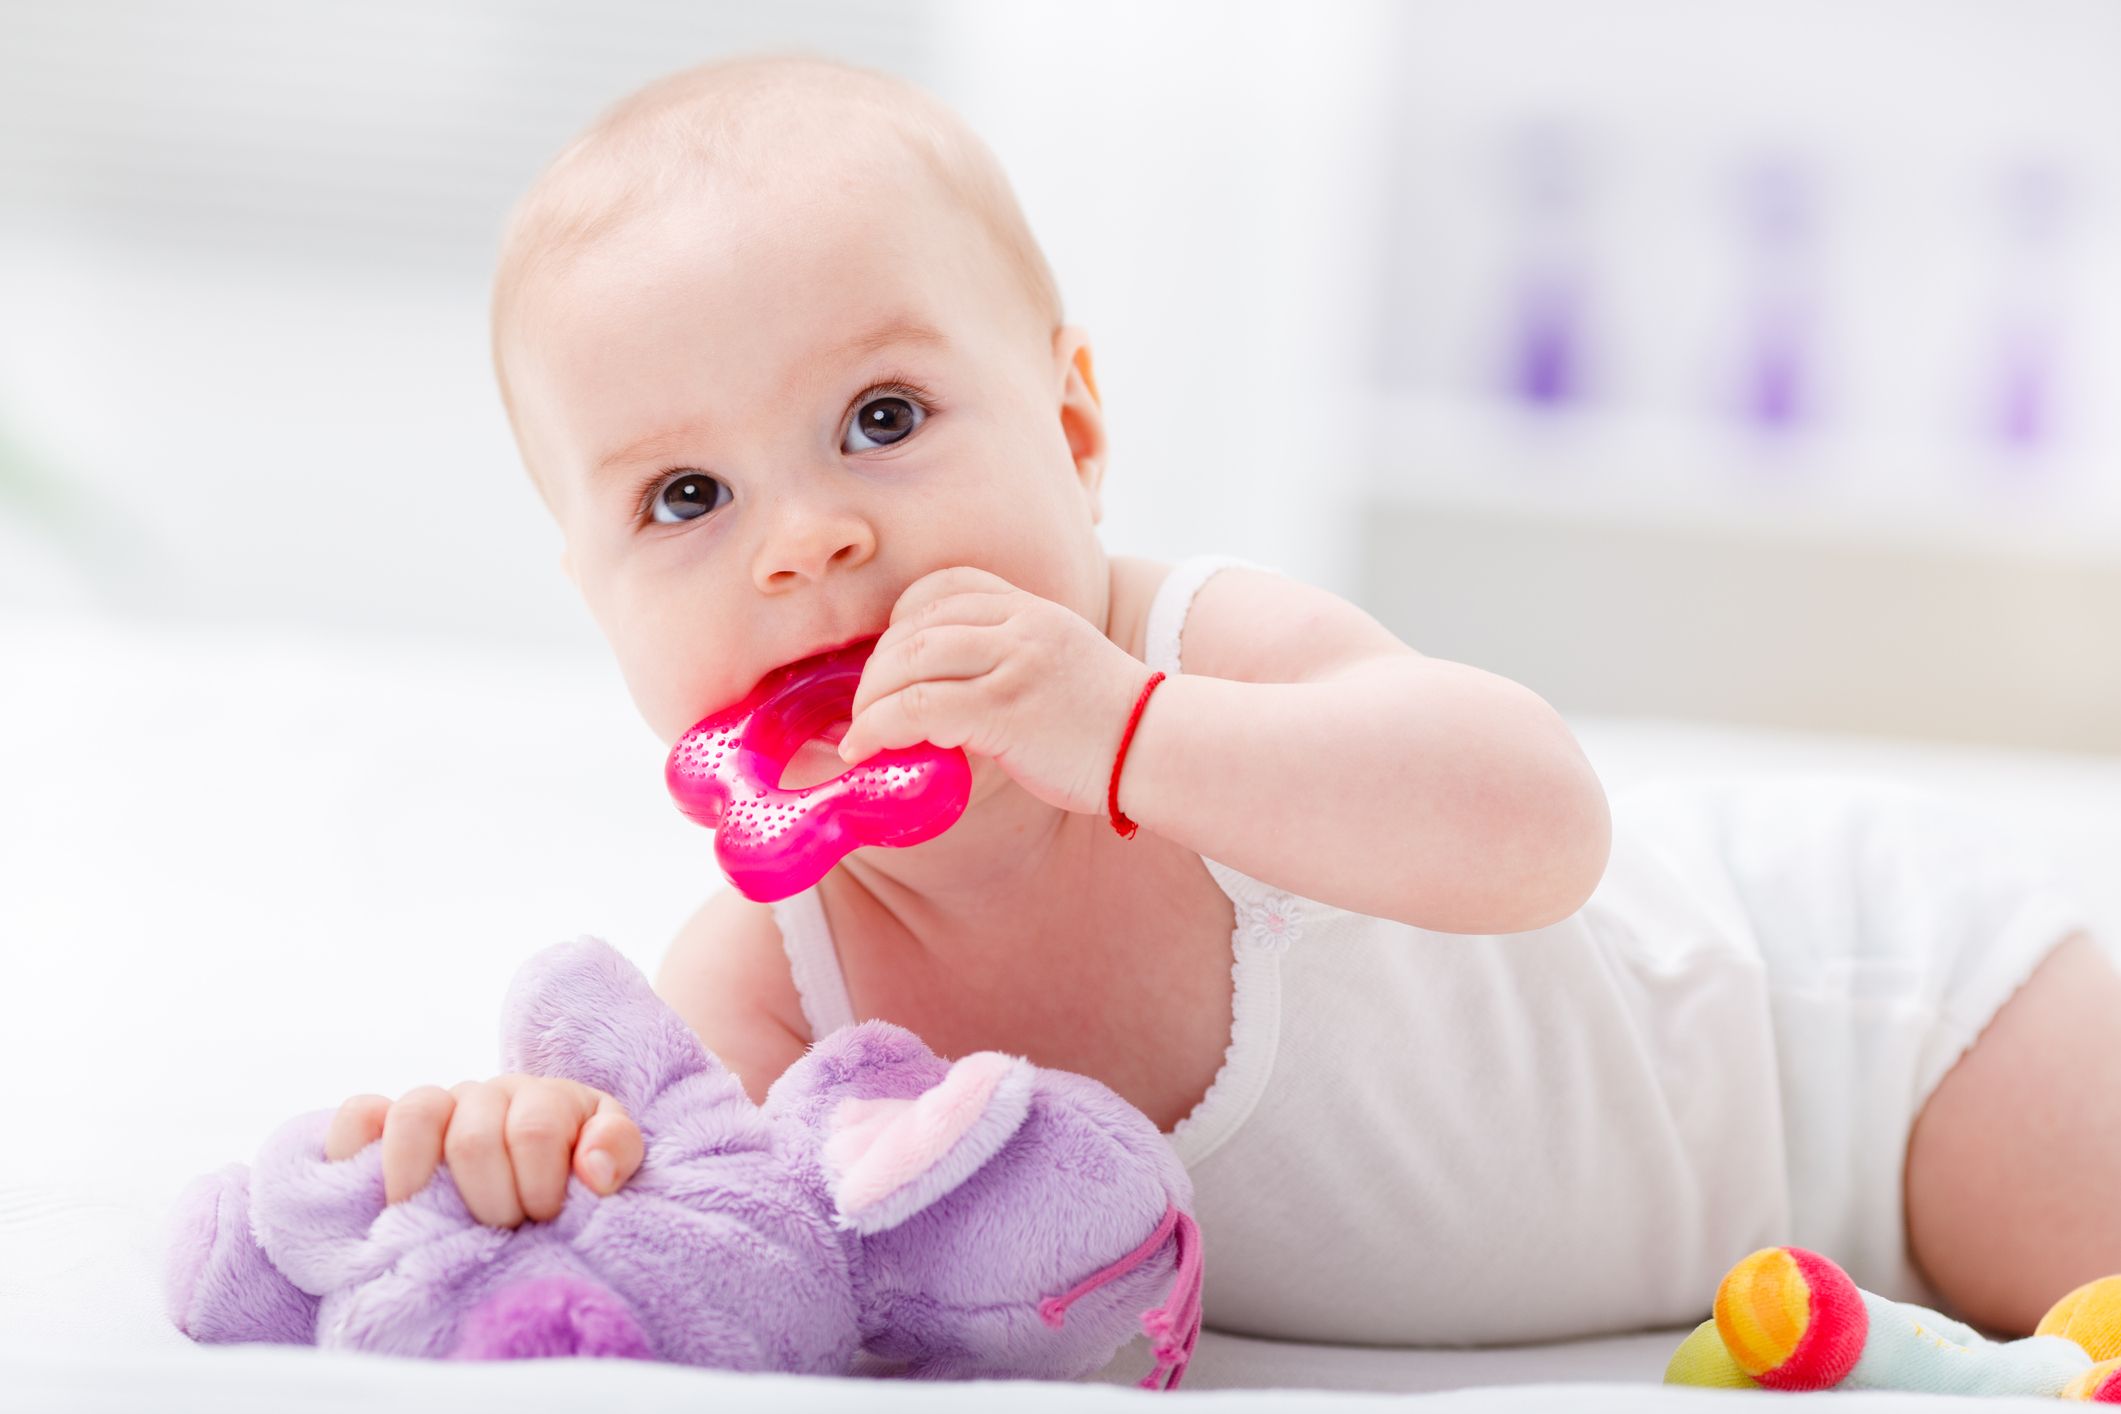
[{"xmin": 8, "ymin": 606, "xmax": 2121, "ymax": 1409}]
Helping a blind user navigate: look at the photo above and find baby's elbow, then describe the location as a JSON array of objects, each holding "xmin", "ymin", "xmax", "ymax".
[{"xmin": 1521, "ymin": 745, "xmax": 1612, "ymax": 930}]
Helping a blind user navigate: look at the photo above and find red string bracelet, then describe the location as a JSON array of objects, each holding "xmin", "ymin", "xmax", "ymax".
[{"xmin": 1107, "ymin": 670, "xmax": 1166, "ymax": 840}]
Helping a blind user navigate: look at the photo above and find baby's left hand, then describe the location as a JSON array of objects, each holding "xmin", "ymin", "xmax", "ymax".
[{"xmin": 839, "ymin": 566, "xmax": 1155, "ymax": 816}]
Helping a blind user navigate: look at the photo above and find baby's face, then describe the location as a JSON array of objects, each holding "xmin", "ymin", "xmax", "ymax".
[{"xmin": 505, "ymin": 170, "xmax": 1106, "ymax": 753}]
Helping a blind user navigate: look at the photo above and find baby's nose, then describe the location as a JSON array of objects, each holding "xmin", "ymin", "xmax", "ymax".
[{"xmin": 752, "ymin": 509, "xmax": 876, "ymax": 591}]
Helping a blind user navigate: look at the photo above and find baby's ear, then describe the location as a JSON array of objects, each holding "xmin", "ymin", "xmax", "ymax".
[
  {"xmin": 1050, "ymin": 323, "xmax": 1099, "ymax": 407},
  {"xmin": 821, "ymin": 1050, "xmax": 1035, "ymax": 1234},
  {"xmin": 1052, "ymin": 325, "xmax": 1107, "ymax": 519},
  {"xmin": 499, "ymin": 936, "xmax": 713, "ymax": 1116}
]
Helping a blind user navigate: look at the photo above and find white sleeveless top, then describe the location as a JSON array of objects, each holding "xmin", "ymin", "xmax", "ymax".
[{"xmin": 768, "ymin": 555, "xmax": 1791, "ymax": 1345}]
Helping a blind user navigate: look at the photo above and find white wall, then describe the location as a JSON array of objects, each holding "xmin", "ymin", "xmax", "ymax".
[{"xmin": 933, "ymin": 0, "xmax": 1389, "ymax": 592}]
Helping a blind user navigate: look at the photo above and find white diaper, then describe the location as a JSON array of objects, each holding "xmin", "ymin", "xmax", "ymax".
[{"xmin": 1616, "ymin": 774, "xmax": 2098, "ymax": 1309}]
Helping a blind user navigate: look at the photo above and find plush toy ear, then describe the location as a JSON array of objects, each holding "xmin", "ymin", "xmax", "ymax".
[
  {"xmin": 498, "ymin": 935, "xmax": 715, "ymax": 1115},
  {"xmin": 821, "ymin": 1051, "xmax": 1035, "ymax": 1234}
]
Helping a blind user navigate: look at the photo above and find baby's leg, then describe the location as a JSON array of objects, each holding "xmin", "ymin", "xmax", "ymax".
[{"xmin": 1904, "ymin": 930, "xmax": 2121, "ymax": 1334}]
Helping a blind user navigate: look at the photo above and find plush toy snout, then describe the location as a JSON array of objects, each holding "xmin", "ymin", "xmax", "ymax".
[
  {"xmin": 165, "ymin": 1161, "xmax": 318, "ymax": 1346},
  {"xmin": 169, "ymin": 1154, "xmax": 666, "ymax": 1361}
]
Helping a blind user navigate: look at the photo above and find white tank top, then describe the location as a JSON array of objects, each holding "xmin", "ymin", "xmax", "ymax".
[{"xmin": 768, "ymin": 555, "xmax": 1789, "ymax": 1345}]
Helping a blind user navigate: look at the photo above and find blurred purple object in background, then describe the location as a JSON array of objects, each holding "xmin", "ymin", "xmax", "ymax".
[
  {"xmin": 1511, "ymin": 276, "xmax": 1583, "ymax": 408},
  {"xmin": 1746, "ymin": 315, "xmax": 1806, "ymax": 432},
  {"xmin": 1995, "ymin": 329, "xmax": 2054, "ymax": 451},
  {"xmin": 1502, "ymin": 122, "xmax": 1591, "ymax": 411},
  {"xmin": 1987, "ymin": 160, "xmax": 2068, "ymax": 456},
  {"xmin": 1735, "ymin": 156, "xmax": 1815, "ymax": 436}
]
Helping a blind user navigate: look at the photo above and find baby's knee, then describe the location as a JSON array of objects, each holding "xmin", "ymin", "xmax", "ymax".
[{"xmin": 1904, "ymin": 932, "xmax": 2121, "ymax": 1333}]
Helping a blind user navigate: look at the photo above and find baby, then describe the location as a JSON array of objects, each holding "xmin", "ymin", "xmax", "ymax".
[{"xmin": 322, "ymin": 53, "xmax": 2121, "ymax": 1346}]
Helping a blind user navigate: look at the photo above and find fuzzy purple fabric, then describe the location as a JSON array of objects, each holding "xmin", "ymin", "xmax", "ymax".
[
  {"xmin": 165, "ymin": 936, "xmax": 1200, "ymax": 1385},
  {"xmin": 452, "ymin": 1275, "xmax": 651, "ymax": 1360}
]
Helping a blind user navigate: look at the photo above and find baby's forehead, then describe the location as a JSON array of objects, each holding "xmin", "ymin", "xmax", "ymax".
[
  {"xmin": 536, "ymin": 82, "xmax": 947, "ymax": 248},
  {"xmin": 520, "ymin": 151, "xmax": 1035, "ymax": 379},
  {"xmin": 492, "ymin": 56, "xmax": 1062, "ymax": 497},
  {"xmin": 523, "ymin": 133, "xmax": 952, "ymax": 317},
  {"xmin": 504, "ymin": 74, "xmax": 1044, "ymax": 318},
  {"xmin": 503, "ymin": 199, "xmax": 996, "ymax": 497}
]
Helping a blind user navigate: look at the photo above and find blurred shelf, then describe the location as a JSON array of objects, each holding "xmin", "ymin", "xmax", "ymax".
[
  {"xmin": 1351, "ymin": 417, "xmax": 2121, "ymax": 756},
  {"xmin": 1362, "ymin": 392, "xmax": 2121, "ymax": 567}
]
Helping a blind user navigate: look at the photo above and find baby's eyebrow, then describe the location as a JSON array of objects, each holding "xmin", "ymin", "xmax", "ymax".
[
  {"xmin": 827, "ymin": 316, "xmax": 950, "ymax": 362},
  {"xmin": 591, "ymin": 316, "xmax": 949, "ymax": 482}
]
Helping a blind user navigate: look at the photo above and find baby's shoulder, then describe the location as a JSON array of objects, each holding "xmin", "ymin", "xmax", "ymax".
[
  {"xmin": 1115, "ymin": 552, "xmax": 1416, "ymax": 685},
  {"xmin": 654, "ymin": 888, "xmax": 810, "ymax": 1097}
]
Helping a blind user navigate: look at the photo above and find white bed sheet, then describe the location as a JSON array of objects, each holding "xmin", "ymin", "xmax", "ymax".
[{"xmin": 7, "ymin": 606, "xmax": 2120, "ymax": 1410}]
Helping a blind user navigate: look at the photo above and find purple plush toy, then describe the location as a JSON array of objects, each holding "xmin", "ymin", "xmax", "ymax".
[{"xmin": 165, "ymin": 936, "xmax": 1202, "ymax": 1387}]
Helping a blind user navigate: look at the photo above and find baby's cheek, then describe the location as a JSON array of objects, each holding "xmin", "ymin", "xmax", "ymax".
[
  {"xmin": 613, "ymin": 648, "xmax": 711, "ymax": 748},
  {"xmin": 619, "ymin": 657, "xmax": 682, "ymax": 746},
  {"xmin": 606, "ymin": 618, "xmax": 734, "ymax": 746}
]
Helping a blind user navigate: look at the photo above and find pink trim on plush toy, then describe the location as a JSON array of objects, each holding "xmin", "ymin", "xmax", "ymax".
[
  {"xmin": 825, "ymin": 1052, "xmax": 1016, "ymax": 1214},
  {"xmin": 1039, "ymin": 1202, "xmax": 1204, "ymax": 1390}
]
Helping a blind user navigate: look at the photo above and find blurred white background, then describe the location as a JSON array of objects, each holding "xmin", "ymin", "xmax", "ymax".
[
  {"xmin": 0, "ymin": 0, "xmax": 1377, "ymax": 652},
  {"xmin": 6, "ymin": 0, "xmax": 2119, "ymax": 751}
]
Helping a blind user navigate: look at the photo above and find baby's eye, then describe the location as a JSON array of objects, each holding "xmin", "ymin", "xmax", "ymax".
[
  {"xmin": 647, "ymin": 470, "xmax": 731, "ymax": 525},
  {"xmin": 842, "ymin": 392, "xmax": 926, "ymax": 453}
]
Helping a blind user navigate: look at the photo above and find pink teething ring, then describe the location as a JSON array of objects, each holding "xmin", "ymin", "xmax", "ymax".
[{"xmin": 664, "ymin": 637, "xmax": 971, "ymax": 902}]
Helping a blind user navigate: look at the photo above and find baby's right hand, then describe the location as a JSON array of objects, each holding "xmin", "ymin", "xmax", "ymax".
[{"xmin": 322, "ymin": 1076, "xmax": 644, "ymax": 1227}]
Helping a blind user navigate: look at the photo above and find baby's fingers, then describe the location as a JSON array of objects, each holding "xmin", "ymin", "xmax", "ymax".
[
  {"xmin": 324, "ymin": 1093, "xmax": 390, "ymax": 1161},
  {"xmin": 504, "ymin": 1078, "xmax": 634, "ymax": 1220},
  {"xmin": 445, "ymin": 1080, "xmax": 525, "ymax": 1228},
  {"xmin": 839, "ymin": 679, "xmax": 977, "ymax": 766},
  {"xmin": 574, "ymin": 1094, "xmax": 643, "ymax": 1198},
  {"xmin": 379, "ymin": 1085, "xmax": 455, "ymax": 1204}
]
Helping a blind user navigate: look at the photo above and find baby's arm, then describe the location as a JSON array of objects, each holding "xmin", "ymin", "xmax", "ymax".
[
  {"xmin": 651, "ymin": 886, "xmax": 814, "ymax": 1108},
  {"xmin": 1120, "ymin": 569, "xmax": 1612, "ymax": 933}
]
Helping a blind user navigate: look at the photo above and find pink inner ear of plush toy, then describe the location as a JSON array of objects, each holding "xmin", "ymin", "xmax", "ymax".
[{"xmin": 825, "ymin": 1052, "xmax": 1017, "ymax": 1215}]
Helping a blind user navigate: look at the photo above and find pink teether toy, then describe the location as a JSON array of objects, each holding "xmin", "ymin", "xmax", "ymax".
[{"xmin": 665, "ymin": 637, "xmax": 972, "ymax": 902}]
